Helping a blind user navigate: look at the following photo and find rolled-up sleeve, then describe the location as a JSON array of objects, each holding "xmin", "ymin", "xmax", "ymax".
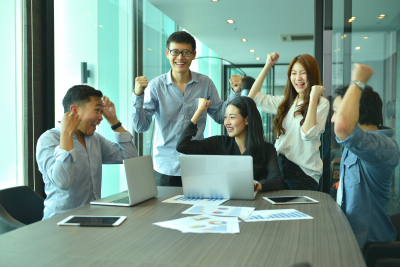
[
  {"xmin": 131, "ymin": 81, "xmax": 158, "ymax": 133},
  {"xmin": 336, "ymin": 124, "xmax": 400, "ymax": 167},
  {"xmin": 36, "ymin": 134, "xmax": 77, "ymax": 190},
  {"xmin": 253, "ymin": 92, "xmax": 284, "ymax": 114},
  {"xmin": 301, "ymin": 97, "xmax": 330, "ymax": 141},
  {"xmin": 100, "ymin": 131, "xmax": 138, "ymax": 164}
]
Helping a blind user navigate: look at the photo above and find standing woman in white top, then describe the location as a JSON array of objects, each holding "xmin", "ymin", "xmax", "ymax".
[{"xmin": 248, "ymin": 53, "xmax": 329, "ymax": 190}]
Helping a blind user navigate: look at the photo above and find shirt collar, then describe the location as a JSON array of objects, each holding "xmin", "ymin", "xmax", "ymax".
[{"xmin": 166, "ymin": 69, "xmax": 198, "ymax": 85}]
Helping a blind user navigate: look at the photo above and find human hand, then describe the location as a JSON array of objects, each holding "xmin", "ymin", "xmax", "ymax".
[
  {"xmin": 230, "ymin": 75, "xmax": 243, "ymax": 93},
  {"xmin": 102, "ymin": 96, "xmax": 118, "ymax": 125},
  {"xmin": 60, "ymin": 111, "xmax": 81, "ymax": 135},
  {"xmin": 266, "ymin": 53, "xmax": 279, "ymax": 68},
  {"xmin": 351, "ymin": 63, "xmax": 374, "ymax": 83},
  {"xmin": 134, "ymin": 76, "xmax": 148, "ymax": 96},
  {"xmin": 310, "ymin": 85, "xmax": 325, "ymax": 101},
  {"xmin": 253, "ymin": 180, "xmax": 262, "ymax": 191},
  {"xmin": 197, "ymin": 98, "xmax": 211, "ymax": 113}
]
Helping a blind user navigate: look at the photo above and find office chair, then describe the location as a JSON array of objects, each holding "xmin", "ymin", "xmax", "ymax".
[
  {"xmin": 363, "ymin": 213, "xmax": 400, "ymax": 267},
  {"xmin": 0, "ymin": 186, "xmax": 44, "ymax": 235}
]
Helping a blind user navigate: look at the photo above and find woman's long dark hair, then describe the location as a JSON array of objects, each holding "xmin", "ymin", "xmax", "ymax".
[
  {"xmin": 273, "ymin": 54, "xmax": 321, "ymax": 138},
  {"xmin": 228, "ymin": 97, "xmax": 266, "ymax": 166}
]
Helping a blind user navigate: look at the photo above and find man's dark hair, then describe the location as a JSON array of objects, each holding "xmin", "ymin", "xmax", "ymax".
[
  {"xmin": 335, "ymin": 85, "xmax": 383, "ymax": 126},
  {"xmin": 62, "ymin": 85, "xmax": 103, "ymax": 113},
  {"xmin": 166, "ymin": 31, "xmax": 196, "ymax": 51}
]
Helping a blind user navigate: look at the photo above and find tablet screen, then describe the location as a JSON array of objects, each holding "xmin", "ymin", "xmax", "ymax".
[
  {"xmin": 57, "ymin": 215, "xmax": 126, "ymax": 226},
  {"xmin": 263, "ymin": 196, "xmax": 319, "ymax": 204},
  {"xmin": 66, "ymin": 216, "xmax": 120, "ymax": 224}
]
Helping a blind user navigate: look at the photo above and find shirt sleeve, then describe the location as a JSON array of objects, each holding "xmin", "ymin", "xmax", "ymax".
[
  {"xmin": 301, "ymin": 97, "xmax": 330, "ymax": 141},
  {"xmin": 36, "ymin": 132, "xmax": 77, "ymax": 191},
  {"xmin": 131, "ymin": 81, "xmax": 158, "ymax": 133},
  {"xmin": 99, "ymin": 131, "xmax": 138, "ymax": 164},
  {"xmin": 253, "ymin": 92, "xmax": 284, "ymax": 114},
  {"xmin": 176, "ymin": 121, "xmax": 225, "ymax": 155},
  {"xmin": 257, "ymin": 144, "xmax": 285, "ymax": 192},
  {"xmin": 336, "ymin": 124, "xmax": 400, "ymax": 167},
  {"xmin": 206, "ymin": 79, "xmax": 240, "ymax": 124}
]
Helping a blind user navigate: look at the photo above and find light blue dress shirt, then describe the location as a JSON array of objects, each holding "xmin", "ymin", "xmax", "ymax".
[
  {"xmin": 36, "ymin": 122, "xmax": 138, "ymax": 219},
  {"xmin": 336, "ymin": 124, "xmax": 399, "ymax": 248},
  {"xmin": 131, "ymin": 69, "xmax": 239, "ymax": 176}
]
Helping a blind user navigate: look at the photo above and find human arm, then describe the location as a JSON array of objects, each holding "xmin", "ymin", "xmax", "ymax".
[
  {"xmin": 302, "ymin": 86, "xmax": 326, "ymax": 134},
  {"xmin": 191, "ymin": 98, "xmax": 210, "ymax": 125},
  {"xmin": 255, "ymin": 144, "xmax": 285, "ymax": 192},
  {"xmin": 36, "ymin": 129, "xmax": 78, "ymax": 191},
  {"xmin": 99, "ymin": 130, "xmax": 138, "ymax": 164},
  {"xmin": 334, "ymin": 63, "xmax": 374, "ymax": 140},
  {"xmin": 248, "ymin": 53, "xmax": 279, "ymax": 99},
  {"xmin": 131, "ymin": 79, "xmax": 157, "ymax": 133},
  {"xmin": 102, "ymin": 96, "xmax": 127, "ymax": 133},
  {"xmin": 176, "ymin": 120, "xmax": 226, "ymax": 155},
  {"xmin": 300, "ymin": 97, "xmax": 330, "ymax": 141},
  {"xmin": 206, "ymin": 77, "xmax": 240, "ymax": 124},
  {"xmin": 229, "ymin": 75, "xmax": 243, "ymax": 93}
]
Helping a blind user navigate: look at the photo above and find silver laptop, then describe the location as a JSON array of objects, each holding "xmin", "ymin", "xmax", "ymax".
[
  {"xmin": 180, "ymin": 155, "xmax": 256, "ymax": 200},
  {"xmin": 90, "ymin": 155, "xmax": 158, "ymax": 206}
]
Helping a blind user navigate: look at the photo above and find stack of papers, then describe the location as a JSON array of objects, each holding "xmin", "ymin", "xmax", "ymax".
[
  {"xmin": 156, "ymin": 195, "xmax": 314, "ymax": 234},
  {"xmin": 182, "ymin": 205, "xmax": 255, "ymax": 218},
  {"xmin": 241, "ymin": 209, "xmax": 313, "ymax": 222},
  {"xmin": 154, "ymin": 215, "xmax": 240, "ymax": 234}
]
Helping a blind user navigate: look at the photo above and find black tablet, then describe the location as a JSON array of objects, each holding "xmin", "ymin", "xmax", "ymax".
[
  {"xmin": 263, "ymin": 196, "xmax": 319, "ymax": 204},
  {"xmin": 57, "ymin": 215, "xmax": 126, "ymax": 226}
]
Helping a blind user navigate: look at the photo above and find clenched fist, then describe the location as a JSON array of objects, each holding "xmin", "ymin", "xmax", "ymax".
[{"xmin": 134, "ymin": 76, "xmax": 148, "ymax": 96}]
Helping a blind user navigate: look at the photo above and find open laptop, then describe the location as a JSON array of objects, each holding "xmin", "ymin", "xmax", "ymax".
[
  {"xmin": 180, "ymin": 155, "xmax": 256, "ymax": 200},
  {"xmin": 90, "ymin": 155, "xmax": 158, "ymax": 206}
]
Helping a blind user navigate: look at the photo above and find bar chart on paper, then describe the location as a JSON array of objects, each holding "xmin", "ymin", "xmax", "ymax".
[{"xmin": 241, "ymin": 209, "xmax": 313, "ymax": 222}]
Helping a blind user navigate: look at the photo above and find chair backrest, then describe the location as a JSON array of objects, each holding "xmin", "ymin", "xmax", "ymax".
[
  {"xmin": 0, "ymin": 203, "xmax": 25, "ymax": 235},
  {"xmin": 0, "ymin": 186, "xmax": 44, "ymax": 225},
  {"xmin": 390, "ymin": 213, "xmax": 400, "ymax": 242}
]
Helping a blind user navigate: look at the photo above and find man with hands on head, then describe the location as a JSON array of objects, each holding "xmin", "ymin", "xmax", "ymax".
[
  {"xmin": 332, "ymin": 63, "xmax": 399, "ymax": 248},
  {"xmin": 36, "ymin": 85, "xmax": 138, "ymax": 219},
  {"xmin": 132, "ymin": 31, "xmax": 241, "ymax": 187}
]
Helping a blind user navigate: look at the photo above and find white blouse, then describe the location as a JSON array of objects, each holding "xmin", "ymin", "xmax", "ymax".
[{"xmin": 253, "ymin": 92, "xmax": 330, "ymax": 183}]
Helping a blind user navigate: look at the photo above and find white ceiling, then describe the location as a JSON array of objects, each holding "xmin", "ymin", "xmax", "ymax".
[{"xmin": 147, "ymin": 0, "xmax": 315, "ymax": 65}]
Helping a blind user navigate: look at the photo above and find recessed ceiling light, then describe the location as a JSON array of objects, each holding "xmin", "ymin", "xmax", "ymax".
[
  {"xmin": 227, "ymin": 20, "xmax": 234, "ymax": 24},
  {"xmin": 241, "ymin": 39, "xmax": 247, "ymax": 42},
  {"xmin": 344, "ymin": 34, "xmax": 347, "ymax": 37},
  {"xmin": 355, "ymin": 46, "xmax": 361, "ymax": 50},
  {"xmin": 348, "ymin": 17, "xmax": 355, "ymax": 22},
  {"xmin": 363, "ymin": 36, "xmax": 369, "ymax": 39},
  {"xmin": 211, "ymin": 0, "xmax": 219, "ymax": 1},
  {"xmin": 250, "ymin": 49, "xmax": 255, "ymax": 52},
  {"xmin": 337, "ymin": 48, "xmax": 340, "ymax": 51},
  {"xmin": 256, "ymin": 57, "xmax": 260, "ymax": 60},
  {"xmin": 378, "ymin": 14, "xmax": 385, "ymax": 19}
]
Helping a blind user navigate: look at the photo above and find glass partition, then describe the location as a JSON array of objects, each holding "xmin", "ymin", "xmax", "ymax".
[{"xmin": 328, "ymin": 0, "xmax": 400, "ymax": 214}]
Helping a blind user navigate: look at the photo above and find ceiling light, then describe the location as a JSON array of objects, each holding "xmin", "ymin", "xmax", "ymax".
[
  {"xmin": 378, "ymin": 14, "xmax": 385, "ymax": 19},
  {"xmin": 344, "ymin": 34, "xmax": 347, "ymax": 37},
  {"xmin": 355, "ymin": 46, "xmax": 361, "ymax": 50},
  {"xmin": 363, "ymin": 36, "xmax": 369, "ymax": 39},
  {"xmin": 227, "ymin": 20, "xmax": 234, "ymax": 24},
  {"xmin": 241, "ymin": 39, "xmax": 247, "ymax": 42},
  {"xmin": 250, "ymin": 49, "xmax": 255, "ymax": 52},
  {"xmin": 256, "ymin": 57, "xmax": 260, "ymax": 60},
  {"xmin": 348, "ymin": 17, "xmax": 355, "ymax": 23},
  {"xmin": 211, "ymin": 0, "xmax": 219, "ymax": 1}
]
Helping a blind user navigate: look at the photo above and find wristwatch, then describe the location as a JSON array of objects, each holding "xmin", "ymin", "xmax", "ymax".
[{"xmin": 351, "ymin": 80, "xmax": 366, "ymax": 90}]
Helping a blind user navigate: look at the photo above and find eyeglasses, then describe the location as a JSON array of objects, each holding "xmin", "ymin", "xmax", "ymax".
[{"xmin": 168, "ymin": 49, "xmax": 194, "ymax": 57}]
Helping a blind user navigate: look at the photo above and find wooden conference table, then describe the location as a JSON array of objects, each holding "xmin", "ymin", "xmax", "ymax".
[{"xmin": 0, "ymin": 187, "xmax": 365, "ymax": 267}]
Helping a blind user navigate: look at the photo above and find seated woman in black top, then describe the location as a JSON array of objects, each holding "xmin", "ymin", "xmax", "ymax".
[{"xmin": 176, "ymin": 96, "xmax": 284, "ymax": 192}]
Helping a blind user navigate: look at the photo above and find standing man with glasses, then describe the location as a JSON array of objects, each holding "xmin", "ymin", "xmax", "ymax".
[{"xmin": 132, "ymin": 31, "xmax": 242, "ymax": 186}]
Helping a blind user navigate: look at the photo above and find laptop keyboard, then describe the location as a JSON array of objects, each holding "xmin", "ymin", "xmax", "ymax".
[{"xmin": 111, "ymin": 196, "xmax": 130, "ymax": 204}]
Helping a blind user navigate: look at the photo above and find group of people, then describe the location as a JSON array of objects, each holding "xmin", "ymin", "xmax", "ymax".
[{"xmin": 36, "ymin": 31, "xmax": 399, "ymax": 249}]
